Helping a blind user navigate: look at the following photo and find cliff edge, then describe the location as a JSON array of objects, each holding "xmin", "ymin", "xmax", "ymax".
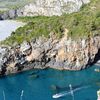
[
  {"xmin": 0, "ymin": 0, "xmax": 100, "ymax": 76},
  {"xmin": 0, "ymin": 32, "xmax": 100, "ymax": 75}
]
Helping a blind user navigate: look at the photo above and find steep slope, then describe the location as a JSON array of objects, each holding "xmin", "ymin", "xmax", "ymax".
[
  {"xmin": 0, "ymin": 0, "xmax": 100, "ymax": 75},
  {"xmin": 0, "ymin": 32, "xmax": 100, "ymax": 75}
]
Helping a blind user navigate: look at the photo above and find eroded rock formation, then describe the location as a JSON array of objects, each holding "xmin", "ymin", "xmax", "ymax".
[
  {"xmin": 0, "ymin": 30, "xmax": 100, "ymax": 75},
  {"xmin": 20, "ymin": 0, "xmax": 90, "ymax": 16},
  {"xmin": 0, "ymin": 0, "xmax": 90, "ymax": 20}
]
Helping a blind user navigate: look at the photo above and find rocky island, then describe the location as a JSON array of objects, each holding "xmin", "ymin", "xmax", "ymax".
[{"xmin": 0, "ymin": 0, "xmax": 100, "ymax": 76}]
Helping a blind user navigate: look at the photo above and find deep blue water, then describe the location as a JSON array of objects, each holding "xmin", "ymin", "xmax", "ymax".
[{"xmin": 0, "ymin": 65, "xmax": 100, "ymax": 100}]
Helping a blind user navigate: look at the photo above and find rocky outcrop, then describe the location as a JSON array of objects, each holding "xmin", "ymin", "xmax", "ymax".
[
  {"xmin": 0, "ymin": 0, "xmax": 90, "ymax": 20},
  {"xmin": 20, "ymin": 0, "xmax": 90, "ymax": 16},
  {"xmin": 97, "ymin": 90, "xmax": 100, "ymax": 100},
  {"xmin": 0, "ymin": 9, "xmax": 22, "ymax": 20},
  {"xmin": 0, "ymin": 30, "xmax": 100, "ymax": 76}
]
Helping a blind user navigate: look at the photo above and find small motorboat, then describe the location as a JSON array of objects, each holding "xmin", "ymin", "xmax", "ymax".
[
  {"xmin": 52, "ymin": 84, "xmax": 90, "ymax": 99},
  {"xmin": 52, "ymin": 93, "xmax": 65, "ymax": 98},
  {"xmin": 52, "ymin": 91, "xmax": 71, "ymax": 98}
]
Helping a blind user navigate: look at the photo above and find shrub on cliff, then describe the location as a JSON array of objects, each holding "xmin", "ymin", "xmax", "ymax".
[{"xmin": 1, "ymin": 0, "xmax": 100, "ymax": 45}]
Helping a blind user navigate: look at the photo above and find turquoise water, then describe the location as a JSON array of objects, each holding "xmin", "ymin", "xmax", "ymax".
[{"xmin": 0, "ymin": 65, "xmax": 100, "ymax": 100}]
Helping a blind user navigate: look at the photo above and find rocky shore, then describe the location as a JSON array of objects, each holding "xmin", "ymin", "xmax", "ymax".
[
  {"xmin": 0, "ymin": 0, "xmax": 99, "ymax": 76},
  {"xmin": 0, "ymin": 30, "xmax": 100, "ymax": 76}
]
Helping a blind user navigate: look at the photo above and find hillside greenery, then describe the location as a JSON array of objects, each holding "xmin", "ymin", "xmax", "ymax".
[
  {"xmin": 0, "ymin": 0, "xmax": 34, "ymax": 12},
  {"xmin": 1, "ymin": 0, "xmax": 100, "ymax": 45}
]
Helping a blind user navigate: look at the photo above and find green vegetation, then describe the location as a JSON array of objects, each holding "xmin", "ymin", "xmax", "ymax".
[
  {"xmin": 1, "ymin": 0, "xmax": 100, "ymax": 45},
  {"xmin": 0, "ymin": 10, "xmax": 6, "ymax": 14},
  {"xmin": 0, "ymin": 0, "xmax": 34, "ymax": 11}
]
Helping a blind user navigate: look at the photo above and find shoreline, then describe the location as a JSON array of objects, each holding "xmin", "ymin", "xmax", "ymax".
[
  {"xmin": 0, "ymin": 20, "xmax": 25, "ymax": 42},
  {"xmin": 0, "ymin": 34, "xmax": 100, "ymax": 76},
  {"xmin": 0, "ymin": 66, "xmax": 81, "ymax": 77},
  {"xmin": 0, "ymin": 0, "xmax": 100, "ymax": 76},
  {"xmin": 2, "ymin": 64, "xmax": 97, "ymax": 77}
]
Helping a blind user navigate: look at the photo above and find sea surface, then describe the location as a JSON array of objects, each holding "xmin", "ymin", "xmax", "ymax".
[
  {"xmin": 0, "ymin": 20, "xmax": 25, "ymax": 41},
  {"xmin": 0, "ymin": 65, "xmax": 100, "ymax": 100},
  {"xmin": 0, "ymin": 20, "xmax": 99, "ymax": 100}
]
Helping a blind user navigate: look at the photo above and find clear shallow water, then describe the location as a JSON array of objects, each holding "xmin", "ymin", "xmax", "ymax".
[
  {"xmin": 0, "ymin": 65, "xmax": 100, "ymax": 100},
  {"xmin": 0, "ymin": 20, "xmax": 25, "ymax": 41}
]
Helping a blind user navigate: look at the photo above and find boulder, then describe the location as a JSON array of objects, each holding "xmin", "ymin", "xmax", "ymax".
[
  {"xmin": 97, "ymin": 90, "xmax": 100, "ymax": 100},
  {"xmin": 8, "ymin": 10, "xmax": 16, "ymax": 19},
  {"xmin": 20, "ymin": 41, "xmax": 31, "ymax": 55},
  {"xmin": 26, "ymin": 48, "xmax": 44, "ymax": 62},
  {"xmin": 0, "ymin": 12, "xmax": 9, "ymax": 20}
]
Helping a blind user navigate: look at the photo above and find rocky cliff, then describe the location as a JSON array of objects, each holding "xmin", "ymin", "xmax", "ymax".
[
  {"xmin": 0, "ymin": 9, "xmax": 22, "ymax": 20},
  {"xmin": 0, "ymin": 30, "xmax": 100, "ymax": 75},
  {"xmin": 0, "ymin": 0, "xmax": 99, "ymax": 76},
  {"xmin": 20, "ymin": 0, "xmax": 90, "ymax": 16},
  {"xmin": 0, "ymin": 0, "xmax": 90, "ymax": 19}
]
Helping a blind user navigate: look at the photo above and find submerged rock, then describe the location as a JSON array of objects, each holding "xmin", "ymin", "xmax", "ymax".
[
  {"xmin": 51, "ymin": 84, "xmax": 59, "ymax": 93},
  {"xmin": 29, "ymin": 74, "xmax": 39, "ymax": 79}
]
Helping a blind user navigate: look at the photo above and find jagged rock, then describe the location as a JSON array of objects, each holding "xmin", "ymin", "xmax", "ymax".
[
  {"xmin": 0, "ymin": 12, "xmax": 9, "ymax": 20},
  {"xmin": 26, "ymin": 48, "xmax": 44, "ymax": 62},
  {"xmin": 0, "ymin": 0, "xmax": 90, "ymax": 20},
  {"xmin": 19, "ymin": 0, "xmax": 90, "ymax": 16},
  {"xmin": 20, "ymin": 41, "xmax": 31, "ymax": 55},
  {"xmin": 0, "ymin": 47, "xmax": 8, "ymax": 66},
  {"xmin": 0, "ymin": 32, "xmax": 100, "ymax": 75},
  {"xmin": 97, "ymin": 90, "xmax": 100, "ymax": 100},
  {"xmin": 8, "ymin": 10, "xmax": 16, "ymax": 19}
]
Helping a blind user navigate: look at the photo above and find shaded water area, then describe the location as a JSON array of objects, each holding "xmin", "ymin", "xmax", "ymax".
[
  {"xmin": 0, "ymin": 65, "xmax": 100, "ymax": 100},
  {"xmin": 0, "ymin": 20, "xmax": 25, "ymax": 41}
]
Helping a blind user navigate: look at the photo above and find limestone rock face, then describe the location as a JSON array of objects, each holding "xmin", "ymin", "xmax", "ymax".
[
  {"xmin": 0, "ymin": 0, "xmax": 90, "ymax": 19},
  {"xmin": 19, "ymin": 0, "xmax": 90, "ymax": 16},
  {"xmin": 0, "ymin": 32, "xmax": 100, "ymax": 75},
  {"xmin": 20, "ymin": 41, "xmax": 31, "ymax": 55}
]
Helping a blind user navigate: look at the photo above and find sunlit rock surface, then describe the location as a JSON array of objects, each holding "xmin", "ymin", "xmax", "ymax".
[
  {"xmin": 0, "ymin": 0, "xmax": 90, "ymax": 19},
  {"xmin": 0, "ymin": 30, "xmax": 100, "ymax": 75},
  {"xmin": 20, "ymin": 0, "xmax": 90, "ymax": 16}
]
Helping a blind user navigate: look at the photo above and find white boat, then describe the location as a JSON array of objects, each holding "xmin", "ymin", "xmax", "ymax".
[
  {"xmin": 52, "ymin": 85, "xmax": 90, "ymax": 99},
  {"xmin": 53, "ymin": 93, "xmax": 64, "ymax": 98},
  {"xmin": 52, "ymin": 91, "xmax": 70, "ymax": 98}
]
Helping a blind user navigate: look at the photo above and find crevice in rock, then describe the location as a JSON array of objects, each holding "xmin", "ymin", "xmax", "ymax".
[
  {"xmin": 1, "ymin": 66, "xmax": 7, "ymax": 75},
  {"xmin": 90, "ymin": 48, "xmax": 100, "ymax": 66},
  {"xmin": 16, "ymin": 63, "xmax": 24, "ymax": 71}
]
